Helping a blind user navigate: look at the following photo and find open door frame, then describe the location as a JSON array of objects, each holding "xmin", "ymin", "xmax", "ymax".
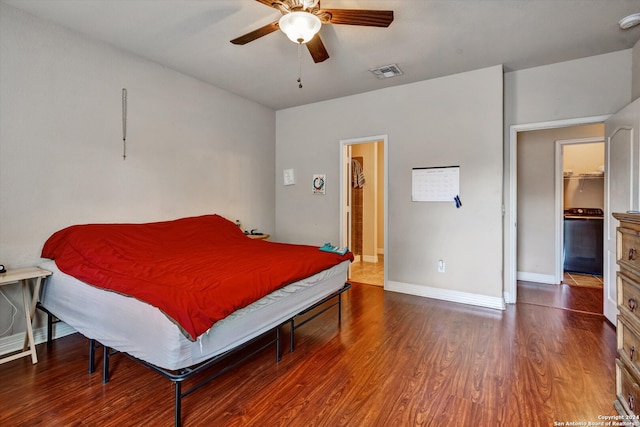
[
  {"xmin": 339, "ymin": 134, "xmax": 388, "ymax": 288},
  {"xmin": 506, "ymin": 115, "xmax": 610, "ymax": 304},
  {"xmin": 554, "ymin": 137, "xmax": 605, "ymax": 285}
]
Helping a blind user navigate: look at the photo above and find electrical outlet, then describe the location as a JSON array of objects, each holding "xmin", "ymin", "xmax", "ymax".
[{"xmin": 438, "ymin": 259, "xmax": 445, "ymax": 273}]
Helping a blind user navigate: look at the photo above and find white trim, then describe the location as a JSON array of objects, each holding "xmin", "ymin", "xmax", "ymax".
[
  {"xmin": 507, "ymin": 115, "xmax": 610, "ymax": 304},
  {"xmin": 508, "ymin": 125, "xmax": 518, "ymax": 304},
  {"xmin": 604, "ymin": 123, "xmax": 636, "ymax": 324},
  {"xmin": 387, "ymin": 281, "xmax": 506, "ymax": 310},
  {"xmin": 503, "ymin": 290, "xmax": 513, "ymax": 304},
  {"xmin": 607, "ymin": 126, "xmax": 636, "ymax": 214},
  {"xmin": 362, "ymin": 255, "xmax": 379, "ymax": 263},
  {"xmin": 340, "ymin": 134, "xmax": 389, "ymax": 288},
  {"xmin": 0, "ymin": 322, "xmax": 75, "ymax": 356},
  {"xmin": 516, "ymin": 271, "xmax": 557, "ymax": 285},
  {"xmin": 373, "ymin": 141, "xmax": 379, "ymax": 266},
  {"xmin": 555, "ymin": 141, "xmax": 563, "ymax": 286},
  {"xmin": 554, "ymin": 137, "xmax": 604, "ymax": 285}
]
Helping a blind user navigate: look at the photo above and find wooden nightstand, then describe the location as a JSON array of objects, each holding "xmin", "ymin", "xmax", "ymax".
[
  {"xmin": 247, "ymin": 234, "xmax": 270, "ymax": 240},
  {"xmin": 0, "ymin": 267, "xmax": 52, "ymax": 364}
]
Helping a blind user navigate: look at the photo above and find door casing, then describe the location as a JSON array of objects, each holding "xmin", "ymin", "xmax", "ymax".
[
  {"xmin": 339, "ymin": 134, "xmax": 388, "ymax": 288},
  {"xmin": 506, "ymin": 115, "xmax": 610, "ymax": 304}
]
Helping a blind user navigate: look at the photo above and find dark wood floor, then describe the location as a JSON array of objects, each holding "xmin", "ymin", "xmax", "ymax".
[
  {"xmin": 518, "ymin": 279, "xmax": 604, "ymax": 315},
  {"xmin": 0, "ymin": 281, "xmax": 616, "ymax": 426}
]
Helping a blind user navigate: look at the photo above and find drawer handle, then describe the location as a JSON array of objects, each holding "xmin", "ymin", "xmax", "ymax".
[
  {"xmin": 630, "ymin": 298, "xmax": 637, "ymax": 312},
  {"xmin": 630, "ymin": 394, "xmax": 635, "ymax": 411},
  {"xmin": 632, "ymin": 346, "xmax": 636, "ymax": 361},
  {"xmin": 630, "ymin": 248, "xmax": 637, "ymax": 261}
]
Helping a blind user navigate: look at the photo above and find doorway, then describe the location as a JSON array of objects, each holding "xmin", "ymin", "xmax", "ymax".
[
  {"xmin": 557, "ymin": 138, "xmax": 605, "ymax": 290},
  {"xmin": 340, "ymin": 135, "xmax": 388, "ymax": 287},
  {"xmin": 556, "ymin": 138, "xmax": 605, "ymax": 316},
  {"xmin": 507, "ymin": 116, "xmax": 609, "ymax": 304}
]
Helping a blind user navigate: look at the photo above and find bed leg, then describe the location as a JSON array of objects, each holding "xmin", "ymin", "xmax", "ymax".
[
  {"xmin": 89, "ymin": 339, "xmax": 95, "ymax": 374},
  {"xmin": 35, "ymin": 303, "xmax": 54, "ymax": 345},
  {"xmin": 289, "ymin": 319, "xmax": 295, "ymax": 353},
  {"xmin": 276, "ymin": 326, "xmax": 281, "ymax": 362},
  {"xmin": 174, "ymin": 382, "xmax": 182, "ymax": 427},
  {"xmin": 338, "ymin": 292, "xmax": 343, "ymax": 323},
  {"xmin": 47, "ymin": 311, "xmax": 53, "ymax": 344},
  {"xmin": 103, "ymin": 345, "xmax": 110, "ymax": 384}
]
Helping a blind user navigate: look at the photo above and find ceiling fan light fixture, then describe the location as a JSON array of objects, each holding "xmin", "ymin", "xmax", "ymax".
[
  {"xmin": 619, "ymin": 13, "xmax": 640, "ymax": 29},
  {"xmin": 279, "ymin": 11, "xmax": 321, "ymax": 44}
]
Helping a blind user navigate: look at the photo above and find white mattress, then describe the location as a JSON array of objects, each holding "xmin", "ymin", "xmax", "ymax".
[{"xmin": 39, "ymin": 259, "xmax": 349, "ymax": 370}]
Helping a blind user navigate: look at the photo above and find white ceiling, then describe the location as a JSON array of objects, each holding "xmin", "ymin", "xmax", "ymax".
[{"xmin": 4, "ymin": 0, "xmax": 640, "ymax": 110}]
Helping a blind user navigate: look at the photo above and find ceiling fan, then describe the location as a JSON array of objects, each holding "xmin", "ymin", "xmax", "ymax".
[{"xmin": 230, "ymin": 0, "xmax": 394, "ymax": 63}]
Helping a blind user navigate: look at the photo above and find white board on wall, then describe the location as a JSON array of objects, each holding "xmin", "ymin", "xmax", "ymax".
[{"xmin": 411, "ymin": 166, "xmax": 460, "ymax": 202}]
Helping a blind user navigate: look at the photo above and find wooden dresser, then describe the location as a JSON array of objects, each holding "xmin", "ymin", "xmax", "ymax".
[{"xmin": 613, "ymin": 213, "xmax": 640, "ymax": 419}]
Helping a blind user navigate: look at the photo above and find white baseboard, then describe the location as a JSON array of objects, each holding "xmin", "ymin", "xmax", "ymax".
[
  {"xmin": 386, "ymin": 280, "xmax": 505, "ymax": 310},
  {"xmin": 517, "ymin": 271, "xmax": 557, "ymax": 285},
  {"xmin": 0, "ymin": 322, "xmax": 76, "ymax": 356}
]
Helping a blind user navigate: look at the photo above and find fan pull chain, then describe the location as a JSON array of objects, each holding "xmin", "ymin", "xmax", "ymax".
[{"xmin": 297, "ymin": 41, "xmax": 303, "ymax": 89}]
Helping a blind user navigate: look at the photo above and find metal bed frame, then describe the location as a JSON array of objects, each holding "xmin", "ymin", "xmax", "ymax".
[{"xmin": 39, "ymin": 282, "xmax": 351, "ymax": 427}]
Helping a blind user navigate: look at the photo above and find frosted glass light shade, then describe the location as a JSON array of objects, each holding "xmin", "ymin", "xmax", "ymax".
[{"xmin": 279, "ymin": 11, "xmax": 321, "ymax": 44}]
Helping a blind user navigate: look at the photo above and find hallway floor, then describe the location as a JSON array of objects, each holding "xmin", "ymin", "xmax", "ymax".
[
  {"xmin": 518, "ymin": 274, "xmax": 603, "ymax": 316},
  {"xmin": 348, "ymin": 255, "xmax": 384, "ymax": 287},
  {"xmin": 347, "ymin": 261, "xmax": 604, "ymax": 317},
  {"xmin": 562, "ymin": 272, "xmax": 603, "ymax": 288}
]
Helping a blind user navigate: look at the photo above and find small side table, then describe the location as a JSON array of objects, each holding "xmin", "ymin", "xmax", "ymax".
[
  {"xmin": 0, "ymin": 267, "xmax": 52, "ymax": 364},
  {"xmin": 247, "ymin": 234, "xmax": 270, "ymax": 240}
]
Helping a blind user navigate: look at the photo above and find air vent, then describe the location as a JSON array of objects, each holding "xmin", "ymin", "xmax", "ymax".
[{"xmin": 369, "ymin": 64, "xmax": 403, "ymax": 79}]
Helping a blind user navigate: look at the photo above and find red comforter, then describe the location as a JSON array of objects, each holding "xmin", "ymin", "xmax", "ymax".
[{"xmin": 41, "ymin": 215, "xmax": 353, "ymax": 341}]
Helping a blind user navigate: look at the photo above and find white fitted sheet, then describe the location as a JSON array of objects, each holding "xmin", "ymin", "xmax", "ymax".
[{"xmin": 39, "ymin": 259, "xmax": 349, "ymax": 370}]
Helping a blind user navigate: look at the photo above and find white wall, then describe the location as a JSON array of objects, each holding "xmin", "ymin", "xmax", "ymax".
[
  {"xmin": 563, "ymin": 141, "xmax": 605, "ymax": 209},
  {"xmin": 0, "ymin": 5, "xmax": 275, "ymax": 339},
  {"xmin": 276, "ymin": 65, "xmax": 504, "ymax": 306},
  {"xmin": 505, "ymin": 51, "xmax": 631, "ymax": 125},
  {"xmin": 563, "ymin": 142, "xmax": 605, "ymax": 176}
]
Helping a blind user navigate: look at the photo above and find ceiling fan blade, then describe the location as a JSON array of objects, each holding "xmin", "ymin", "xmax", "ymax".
[
  {"xmin": 255, "ymin": 0, "xmax": 277, "ymax": 8},
  {"xmin": 230, "ymin": 20, "xmax": 280, "ymax": 45},
  {"xmin": 306, "ymin": 34, "xmax": 329, "ymax": 63},
  {"xmin": 323, "ymin": 9, "xmax": 394, "ymax": 27}
]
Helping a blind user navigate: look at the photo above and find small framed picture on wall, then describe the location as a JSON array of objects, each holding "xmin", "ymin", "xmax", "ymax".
[{"xmin": 312, "ymin": 174, "xmax": 326, "ymax": 195}]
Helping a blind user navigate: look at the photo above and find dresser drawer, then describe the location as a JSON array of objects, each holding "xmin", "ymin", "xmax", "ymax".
[
  {"xmin": 619, "ymin": 316, "xmax": 640, "ymax": 375},
  {"xmin": 617, "ymin": 358, "xmax": 640, "ymax": 417},
  {"xmin": 619, "ymin": 273, "xmax": 640, "ymax": 325},
  {"xmin": 619, "ymin": 226, "xmax": 640, "ymax": 277}
]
